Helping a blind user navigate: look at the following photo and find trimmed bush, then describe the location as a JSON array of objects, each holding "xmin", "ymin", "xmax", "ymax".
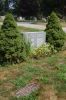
[
  {"xmin": 0, "ymin": 13, "xmax": 27, "ymax": 64},
  {"xmin": 45, "ymin": 12, "xmax": 65, "ymax": 51}
]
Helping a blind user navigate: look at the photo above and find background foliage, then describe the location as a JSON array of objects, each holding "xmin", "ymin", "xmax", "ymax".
[{"xmin": 1, "ymin": 0, "xmax": 66, "ymax": 19}]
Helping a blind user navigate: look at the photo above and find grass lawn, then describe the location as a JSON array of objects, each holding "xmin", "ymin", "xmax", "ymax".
[
  {"xmin": 61, "ymin": 21, "xmax": 66, "ymax": 27},
  {"xmin": 0, "ymin": 21, "xmax": 66, "ymax": 33},
  {"xmin": 18, "ymin": 26, "xmax": 42, "ymax": 32},
  {"xmin": 0, "ymin": 25, "xmax": 41, "ymax": 32},
  {"xmin": 0, "ymin": 50, "xmax": 66, "ymax": 100}
]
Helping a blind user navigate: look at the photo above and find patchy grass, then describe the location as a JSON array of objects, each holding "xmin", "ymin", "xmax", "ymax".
[
  {"xmin": 10, "ymin": 90, "xmax": 39, "ymax": 100},
  {"xmin": 0, "ymin": 51, "xmax": 66, "ymax": 100},
  {"xmin": 18, "ymin": 26, "xmax": 41, "ymax": 32},
  {"xmin": 61, "ymin": 21, "xmax": 66, "ymax": 27},
  {"xmin": 0, "ymin": 24, "xmax": 41, "ymax": 32}
]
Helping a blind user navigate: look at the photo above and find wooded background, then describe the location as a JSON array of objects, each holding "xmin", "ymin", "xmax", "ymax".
[{"xmin": 0, "ymin": 0, "xmax": 66, "ymax": 19}]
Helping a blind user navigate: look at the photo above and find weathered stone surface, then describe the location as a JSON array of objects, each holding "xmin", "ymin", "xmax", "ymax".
[
  {"xmin": 23, "ymin": 31, "xmax": 46, "ymax": 48},
  {"xmin": 16, "ymin": 82, "xmax": 40, "ymax": 97}
]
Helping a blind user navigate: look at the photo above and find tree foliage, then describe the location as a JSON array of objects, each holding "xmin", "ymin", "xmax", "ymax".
[
  {"xmin": 14, "ymin": 0, "xmax": 66, "ymax": 18},
  {"xmin": 15, "ymin": 0, "xmax": 42, "ymax": 18},
  {"xmin": 1, "ymin": 0, "xmax": 66, "ymax": 18},
  {"xmin": 0, "ymin": 0, "xmax": 5, "ymax": 15},
  {"xmin": 0, "ymin": 13, "xmax": 27, "ymax": 64},
  {"xmin": 45, "ymin": 12, "xmax": 65, "ymax": 50}
]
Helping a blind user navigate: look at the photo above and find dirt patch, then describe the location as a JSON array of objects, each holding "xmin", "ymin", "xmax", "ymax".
[
  {"xmin": 58, "ymin": 98, "xmax": 66, "ymax": 100},
  {"xmin": 0, "ymin": 68, "xmax": 23, "ymax": 81},
  {"xmin": 59, "ymin": 51, "xmax": 66, "ymax": 57},
  {"xmin": 16, "ymin": 82, "xmax": 40, "ymax": 97},
  {"xmin": 0, "ymin": 71, "xmax": 8, "ymax": 80},
  {"xmin": 1, "ymin": 82, "xmax": 14, "ymax": 91},
  {"xmin": 7, "ymin": 68, "xmax": 22, "ymax": 79},
  {"xmin": 0, "ymin": 96, "xmax": 9, "ymax": 100},
  {"xmin": 39, "ymin": 85, "xmax": 57, "ymax": 100}
]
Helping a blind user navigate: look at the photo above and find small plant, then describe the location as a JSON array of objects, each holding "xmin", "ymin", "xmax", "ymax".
[
  {"xmin": 31, "ymin": 43, "xmax": 57, "ymax": 58},
  {"xmin": 23, "ymin": 36, "xmax": 31, "ymax": 56}
]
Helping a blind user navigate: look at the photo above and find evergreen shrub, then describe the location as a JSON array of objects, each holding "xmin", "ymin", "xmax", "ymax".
[
  {"xmin": 45, "ymin": 12, "xmax": 65, "ymax": 51},
  {"xmin": 0, "ymin": 13, "xmax": 27, "ymax": 64}
]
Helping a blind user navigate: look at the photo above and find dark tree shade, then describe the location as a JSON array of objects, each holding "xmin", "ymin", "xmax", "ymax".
[
  {"xmin": 0, "ymin": 0, "xmax": 5, "ymax": 15},
  {"xmin": 14, "ymin": 0, "xmax": 66, "ymax": 18},
  {"xmin": 15, "ymin": 0, "xmax": 42, "ymax": 18},
  {"xmin": 1, "ymin": 0, "xmax": 66, "ymax": 18}
]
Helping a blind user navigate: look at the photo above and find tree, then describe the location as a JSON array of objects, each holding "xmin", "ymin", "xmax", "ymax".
[
  {"xmin": 0, "ymin": 13, "xmax": 26, "ymax": 64},
  {"xmin": 5, "ymin": 0, "xmax": 9, "ymax": 12},
  {"xmin": 0, "ymin": 0, "xmax": 5, "ymax": 15},
  {"xmin": 14, "ymin": 0, "xmax": 66, "ymax": 18},
  {"xmin": 15, "ymin": 0, "xmax": 42, "ymax": 19},
  {"xmin": 45, "ymin": 12, "xmax": 65, "ymax": 50},
  {"xmin": 0, "ymin": 0, "xmax": 66, "ymax": 18}
]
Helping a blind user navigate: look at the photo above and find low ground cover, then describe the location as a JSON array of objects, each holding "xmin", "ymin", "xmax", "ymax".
[{"xmin": 0, "ymin": 50, "xmax": 66, "ymax": 100}]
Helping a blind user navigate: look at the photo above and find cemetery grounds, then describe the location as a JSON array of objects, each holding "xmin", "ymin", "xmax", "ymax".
[
  {"xmin": 0, "ymin": 22, "xmax": 66, "ymax": 100},
  {"xmin": 0, "ymin": 49, "xmax": 66, "ymax": 100}
]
